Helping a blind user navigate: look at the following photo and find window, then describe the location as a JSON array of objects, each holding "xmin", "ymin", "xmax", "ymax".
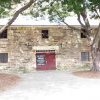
[
  {"xmin": 0, "ymin": 29, "xmax": 7, "ymax": 38},
  {"xmin": 0, "ymin": 53, "xmax": 8, "ymax": 63},
  {"xmin": 81, "ymin": 29, "xmax": 87, "ymax": 38},
  {"xmin": 41, "ymin": 30, "xmax": 49, "ymax": 38},
  {"xmin": 81, "ymin": 52, "xmax": 89, "ymax": 61},
  {"xmin": 81, "ymin": 33, "xmax": 87, "ymax": 38}
]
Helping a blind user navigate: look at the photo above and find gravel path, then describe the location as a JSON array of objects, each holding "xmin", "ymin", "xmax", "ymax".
[{"xmin": 0, "ymin": 71, "xmax": 100, "ymax": 100}]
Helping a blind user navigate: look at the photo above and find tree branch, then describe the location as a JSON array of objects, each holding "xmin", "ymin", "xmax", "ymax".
[
  {"xmin": 77, "ymin": 14, "xmax": 86, "ymax": 28},
  {"xmin": 81, "ymin": 12, "xmax": 90, "ymax": 28},
  {"xmin": 78, "ymin": 0, "xmax": 91, "ymax": 39},
  {"xmin": 55, "ymin": 11, "xmax": 80, "ymax": 30},
  {"xmin": 92, "ymin": 23, "xmax": 100, "ymax": 47},
  {"xmin": 60, "ymin": 18, "xmax": 80, "ymax": 30},
  {"xmin": 82, "ymin": 0, "xmax": 90, "ymax": 28},
  {"xmin": 94, "ymin": 9, "xmax": 100, "ymax": 18},
  {"xmin": 0, "ymin": 0, "xmax": 36, "ymax": 34}
]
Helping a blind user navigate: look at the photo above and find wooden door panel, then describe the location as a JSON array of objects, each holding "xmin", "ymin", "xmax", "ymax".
[
  {"xmin": 46, "ymin": 53, "xmax": 56, "ymax": 70},
  {"xmin": 36, "ymin": 52, "xmax": 56, "ymax": 70},
  {"xmin": 36, "ymin": 53, "xmax": 47, "ymax": 70}
]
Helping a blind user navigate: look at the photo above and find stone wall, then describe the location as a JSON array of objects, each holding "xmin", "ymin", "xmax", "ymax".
[{"xmin": 0, "ymin": 25, "xmax": 96, "ymax": 73}]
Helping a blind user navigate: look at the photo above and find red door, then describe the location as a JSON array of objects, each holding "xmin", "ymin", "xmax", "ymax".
[{"xmin": 36, "ymin": 52, "xmax": 56, "ymax": 70}]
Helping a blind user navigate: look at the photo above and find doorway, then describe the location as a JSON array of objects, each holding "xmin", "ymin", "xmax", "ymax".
[{"xmin": 36, "ymin": 50, "xmax": 56, "ymax": 70}]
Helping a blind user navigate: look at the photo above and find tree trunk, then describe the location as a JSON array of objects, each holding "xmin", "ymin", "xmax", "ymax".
[
  {"xmin": 91, "ymin": 25, "xmax": 100, "ymax": 71},
  {"xmin": 91, "ymin": 46, "xmax": 100, "ymax": 71}
]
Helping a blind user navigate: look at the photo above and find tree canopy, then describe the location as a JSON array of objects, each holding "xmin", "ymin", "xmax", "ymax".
[
  {"xmin": 0, "ymin": 0, "xmax": 99, "ymax": 26},
  {"xmin": 0, "ymin": 0, "xmax": 23, "ymax": 18},
  {"xmin": 31, "ymin": 0, "xmax": 100, "ymax": 25}
]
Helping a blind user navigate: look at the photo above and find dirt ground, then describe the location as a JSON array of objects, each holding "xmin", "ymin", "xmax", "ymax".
[
  {"xmin": 0, "ymin": 71, "xmax": 100, "ymax": 100},
  {"xmin": 0, "ymin": 71, "xmax": 100, "ymax": 92},
  {"xmin": 0, "ymin": 73, "xmax": 20, "ymax": 91},
  {"xmin": 73, "ymin": 71, "xmax": 100, "ymax": 79}
]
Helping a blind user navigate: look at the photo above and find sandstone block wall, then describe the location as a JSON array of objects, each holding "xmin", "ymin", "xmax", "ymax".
[{"xmin": 0, "ymin": 25, "xmax": 95, "ymax": 73}]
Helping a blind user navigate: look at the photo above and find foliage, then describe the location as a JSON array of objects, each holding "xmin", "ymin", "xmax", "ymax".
[
  {"xmin": 88, "ymin": 0, "xmax": 100, "ymax": 19},
  {"xmin": 0, "ymin": 0, "xmax": 99, "ymax": 20},
  {"xmin": 0, "ymin": 0, "xmax": 23, "ymax": 18},
  {"xmin": 27, "ymin": 0, "xmax": 100, "ymax": 23}
]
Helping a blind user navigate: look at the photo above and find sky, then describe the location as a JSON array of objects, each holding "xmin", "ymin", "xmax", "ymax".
[{"xmin": 0, "ymin": 15, "xmax": 99, "ymax": 26}]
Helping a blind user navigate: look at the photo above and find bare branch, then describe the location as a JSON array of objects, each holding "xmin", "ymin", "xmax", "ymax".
[
  {"xmin": 55, "ymin": 11, "xmax": 80, "ymax": 30},
  {"xmin": 77, "ymin": 14, "xmax": 86, "ymax": 28},
  {"xmin": 77, "ymin": 14, "xmax": 91, "ymax": 38},
  {"xmin": 0, "ymin": 0, "xmax": 36, "ymax": 34},
  {"xmin": 94, "ymin": 9, "xmax": 100, "ymax": 18},
  {"xmin": 81, "ymin": 11, "xmax": 90, "ymax": 28},
  {"xmin": 61, "ymin": 18, "xmax": 81, "ymax": 30},
  {"xmin": 78, "ymin": 1, "xmax": 91, "ymax": 39}
]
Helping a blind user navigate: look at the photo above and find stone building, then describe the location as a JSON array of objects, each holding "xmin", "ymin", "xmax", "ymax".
[{"xmin": 0, "ymin": 25, "xmax": 96, "ymax": 73}]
